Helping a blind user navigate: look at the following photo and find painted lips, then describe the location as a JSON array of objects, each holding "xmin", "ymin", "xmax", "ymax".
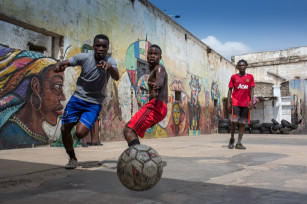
[{"xmin": 55, "ymin": 110, "xmax": 63, "ymax": 116}]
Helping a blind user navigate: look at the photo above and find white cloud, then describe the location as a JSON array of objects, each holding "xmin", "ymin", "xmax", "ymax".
[{"xmin": 201, "ymin": 36, "xmax": 253, "ymax": 61}]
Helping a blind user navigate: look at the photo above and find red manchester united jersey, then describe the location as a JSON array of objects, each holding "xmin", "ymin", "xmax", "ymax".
[{"xmin": 228, "ymin": 73, "xmax": 255, "ymax": 107}]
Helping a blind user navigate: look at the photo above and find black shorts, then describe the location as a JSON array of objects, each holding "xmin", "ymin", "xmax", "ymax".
[{"xmin": 231, "ymin": 106, "xmax": 250, "ymax": 124}]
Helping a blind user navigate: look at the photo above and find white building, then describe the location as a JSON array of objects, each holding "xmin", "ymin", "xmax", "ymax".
[{"xmin": 232, "ymin": 47, "xmax": 307, "ymax": 133}]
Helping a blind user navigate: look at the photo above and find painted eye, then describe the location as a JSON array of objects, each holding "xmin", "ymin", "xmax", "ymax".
[{"xmin": 54, "ymin": 84, "xmax": 63, "ymax": 91}]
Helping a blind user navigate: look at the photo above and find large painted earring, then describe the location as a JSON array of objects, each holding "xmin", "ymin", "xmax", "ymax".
[{"xmin": 31, "ymin": 93, "xmax": 42, "ymax": 110}]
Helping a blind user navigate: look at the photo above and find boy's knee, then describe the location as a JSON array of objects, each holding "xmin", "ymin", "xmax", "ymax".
[{"xmin": 74, "ymin": 130, "xmax": 87, "ymax": 139}]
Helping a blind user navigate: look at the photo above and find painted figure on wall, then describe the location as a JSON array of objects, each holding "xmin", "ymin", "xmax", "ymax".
[
  {"xmin": 100, "ymin": 81, "xmax": 125, "ymax": 141},
  {"xmin": 137, "ymin": 75, "xmax": 149, "ymax": 108},
  {"xmin": 211, "ymin": 81, "xmax": 221, "ymax": 127},
  {"xmin": 0, "ymin": 46, "xmax": 65, "ymax": 149},
  {"xmin": 118, "ymin": 72, "xmax": 136, "ymax": 123},
  {"xmin": 289, "ymin": 80, "xmax": 305, "ymax": 133},
  {"xmin": 172, "ymin": 102, "xmax": 181, "ymax": 135},
  {"xmin": 211, "ymin": 81, "xmax": 220, "ymax": 106},
  {"xmin": 188, "ymin": 75, "xmax": 201, "ymax": 135},
  {"xmin": 170, "ymin": 78, "xmax": 188, "ymax": 136},
  {"xmin": 203, "ymin": 90, "xmax": 210, "ymax": 133}
]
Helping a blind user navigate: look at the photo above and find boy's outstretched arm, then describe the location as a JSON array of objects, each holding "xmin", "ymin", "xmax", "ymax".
[{"xmin": 54, "ymin": 60, "xmax": 71, "ymax": 72}]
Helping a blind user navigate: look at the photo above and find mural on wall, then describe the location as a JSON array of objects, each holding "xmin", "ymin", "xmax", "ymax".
[
  {"xmin": 305, "ymin": 80, "xmax": 307, "ymax": 134},
  {"xmin": 172, "ymin": 102, "xmax": 180, "ymax": 135},
  {"xmin": 0, "ymin": 0, "xmax": 240, "ymax": 146},
  {"xmin": 0, "ymin": 46, "xmax": 65, "ymax": 149},
  {"xmin": 203, "ymin": 90, "xmax": 210, "ymax": 134},
  {"xmin": 211, "ymin": 81, "xmax": 221, "ymax": 131},
  {"xmin": 202, "ymin": 77, "xmax": 210, "ymax": 134},
  {"xmin": 289, "ymin": 79, "xmax": 306, "ymax": 133},
  {"xmin": 122, "ymin": 40, "xmax": 172, "ymax": 138},
  {"xmin": 100, "ymin": 80, "xmax": 125, "ymax": 141},
  {"xmin": 0, "ymin": 42, "xmax": 231, "ymax": 149},
  {"xmin": 170, "ymin": 78, "xmax": 188, "ymax": 136},
  {"xmin": 118, "ymin": 71, "xmax": 137, "ymax": 123},
  {"xmin": 188, "ymin": 75, "xmax": 201, "ymax": 135},
  {"xmin": 137, "ymin": 75, "xmax": 149, "ymax": 108}
]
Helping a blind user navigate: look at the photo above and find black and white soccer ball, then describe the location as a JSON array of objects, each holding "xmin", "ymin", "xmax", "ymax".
[{"xmin": 117, "ymin": 144, "xmax": 163, "ymax": 191}]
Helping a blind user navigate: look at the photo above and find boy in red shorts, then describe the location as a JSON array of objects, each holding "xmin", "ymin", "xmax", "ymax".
[
  {"xmin": 124, "ymin": 45, "xmax": 168, "ymax": 147},
  {"xmin": 227, "ymin": 59, "xmax": 254, "ymax": 149}
]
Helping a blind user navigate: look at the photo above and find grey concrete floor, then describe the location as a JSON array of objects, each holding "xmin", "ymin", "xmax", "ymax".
[{"xmin": 1, "ymin": 133, "xmax": 307, "ymax": 203}]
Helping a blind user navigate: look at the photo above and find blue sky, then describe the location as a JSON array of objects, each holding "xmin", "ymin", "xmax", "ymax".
[{"xmin": 149, "ymin": 0, "xmax": 307, "ymax": 60}]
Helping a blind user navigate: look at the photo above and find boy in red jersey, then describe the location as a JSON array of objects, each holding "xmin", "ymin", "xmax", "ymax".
[{"xmin": 227, "ymin": 59, "xmax": 254, "ymax": 149}]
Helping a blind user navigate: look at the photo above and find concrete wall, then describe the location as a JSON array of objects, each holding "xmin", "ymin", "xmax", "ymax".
[
  {"xmin": 251, "ymin": 101, "xmax": 264, "ymax": 122},
  {"xmin": 0, "ymin": 20, "xmax": 53, "ymax": 56},
  {"xmin": 233, "ymin": 47, "xmax": 307, "ymax": 85},
  {"xmin": 0, "ymin": 0, "xmax": 235, "ymax": 149},
  {"xmin": 254, "ymin": 82, "xmax": 273, "ymax": 98},
  {"xmin": 249, "ymin": 80, "xmax": 306, "ymax": 133}
]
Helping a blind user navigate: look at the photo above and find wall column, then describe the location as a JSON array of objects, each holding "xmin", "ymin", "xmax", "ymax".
[{"xmin": 273, "ymin": 85, "xmax": 281, "ymax": 122}]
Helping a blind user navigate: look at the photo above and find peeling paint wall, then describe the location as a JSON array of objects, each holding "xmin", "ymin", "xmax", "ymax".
[{"xmin": 0, "ymin": 0, "xmax": 235, "ymax": 149}]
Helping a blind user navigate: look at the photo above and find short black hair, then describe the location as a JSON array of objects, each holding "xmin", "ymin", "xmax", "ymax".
[
  {"xmin": 94, "ymin": 34, "xmax": 109, "ymax": 43},
  {"xmin": 149, "ymin": 44, "xmax": 162, "ymax": 54},
  {"xmin": 237, "ymin": 59, "xmax": 248, "ymax": 66}
]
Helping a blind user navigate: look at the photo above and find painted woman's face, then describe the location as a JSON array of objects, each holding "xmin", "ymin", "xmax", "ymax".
[{"xmin": 40, "ymin": 68, "xmax": 65, "ymax": 125}]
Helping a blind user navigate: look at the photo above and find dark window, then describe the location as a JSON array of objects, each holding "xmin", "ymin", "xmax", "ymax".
[
  {"xmin": 214, "ymin": 99, "xmax": 218, "ymax": 107},
  {"xmin": 175, "ymin": 91, "xmax": 181, "ymax": 101},
  {"xmin": 27, "ymin": 42, "xmax": 47, "ymax": 54},
  {"xmin": 0, "ymin": 43, "xmax": 9, "ymax": 48},
  {"xmin": 137, "ymin": 58, "xmax": 149, "ymax": 81}
]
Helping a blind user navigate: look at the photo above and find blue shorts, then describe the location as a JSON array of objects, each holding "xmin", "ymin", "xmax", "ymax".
[{"xmin": 62, "ymin": 95, "xmax": 102, "ymax": 130}]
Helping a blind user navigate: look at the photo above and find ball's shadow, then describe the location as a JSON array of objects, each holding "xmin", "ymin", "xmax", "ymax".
[
  {"xmin": 78, "ymin": 160, "xmax": 167, "ymax": 170},
  {"xmin": 98, "ymin": 160, "xmax": 118, "ymax": 169},
  {"xmin": 79, "ymin": 161, "xmax": 102, "ymax": 168}
]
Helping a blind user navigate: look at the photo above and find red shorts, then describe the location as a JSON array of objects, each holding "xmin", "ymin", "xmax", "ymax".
[{"xmin": 127, "ymin": 99, "xmax": 167, "ymax": 138}]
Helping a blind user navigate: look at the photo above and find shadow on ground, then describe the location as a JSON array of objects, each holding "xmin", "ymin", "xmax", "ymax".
[{"xmin": 1, "ymin": 155, "xmax": 307, "ymax": 204}]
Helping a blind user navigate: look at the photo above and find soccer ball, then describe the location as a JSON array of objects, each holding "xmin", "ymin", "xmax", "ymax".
[{"xmin": 117, "ymin": 144, "xmax": 163, "ymax": 191}]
